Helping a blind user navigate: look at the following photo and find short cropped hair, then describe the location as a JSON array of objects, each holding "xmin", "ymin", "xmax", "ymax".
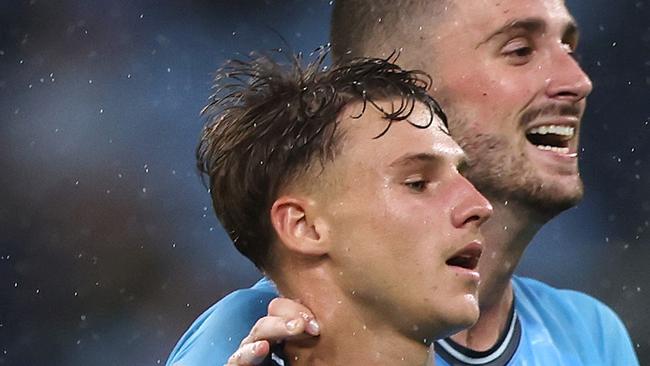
[
  {"xmin": 197, "ymin": 50, "xmax": 447, "ymax": 270},
  {"xmin": 331, "ymin": 0, "xmax": 452, "ymax": 63}
]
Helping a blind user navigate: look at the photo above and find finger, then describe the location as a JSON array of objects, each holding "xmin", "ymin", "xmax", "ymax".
[
  {"xmin": 225, "ymin": 340, "xmax": 270, "ymax": 366},
  {"xmin": 241, "ymin": 316, "xmax": 307, "ymax": 346},
  {"xmin": 268, "ymin": 298, "xmax": 320, "ymax": 336}
]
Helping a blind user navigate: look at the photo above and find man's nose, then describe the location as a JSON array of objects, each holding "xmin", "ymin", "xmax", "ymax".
[
  {"xmin": 451, "ymin": 177, "xmax": 493, "ymax": 229},
  {"xmin": 544, "ymin": 44, "xmax": 593, "ymax": 102}
]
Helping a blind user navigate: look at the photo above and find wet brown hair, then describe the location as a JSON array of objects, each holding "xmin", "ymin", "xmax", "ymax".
[{"xmin": 197, "ymin": 50, "xmax": 447, "ymax": 269}]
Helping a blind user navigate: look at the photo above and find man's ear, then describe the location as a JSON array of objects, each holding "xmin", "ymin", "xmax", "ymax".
[{"xmin": 270, "ymin": 196, "xmax": 329, "ymax": 256}]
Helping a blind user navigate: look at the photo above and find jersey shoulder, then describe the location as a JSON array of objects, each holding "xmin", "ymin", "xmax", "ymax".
[
  {"xmin": 166, "ymin": 277, "xmax": 279, "ymax": 366},
  {"xmin": 513, "ymin": 276, "xmax": 638, "ymax": 365},
  {"xmin": 513, "ymin": 276, "xmax": 618, "ymax": 325}
]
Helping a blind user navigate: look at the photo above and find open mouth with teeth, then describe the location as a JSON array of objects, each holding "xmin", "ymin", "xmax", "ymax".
[
  {"xmin": 525, "ymin": 124, "xmax": 576, "ymax": 154},
  {"xmin": 446, "ymin": 245, "xmax": 482, "ymax": 270}
]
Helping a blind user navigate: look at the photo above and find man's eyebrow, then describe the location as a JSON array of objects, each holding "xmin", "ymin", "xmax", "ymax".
[
  {"xmin": 389, "ymin": 151, "xmax": 465, "ymax": 168},
  {"xmin": 389, "ymin": 152, "xmax": 442, "ymax": 168},
  {"xmin": 476, "ymin": 17, "xmax": 546, "ymax": 48}
]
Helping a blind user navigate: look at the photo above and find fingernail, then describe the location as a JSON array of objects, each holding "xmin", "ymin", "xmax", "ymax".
[
  {"xmin": 307, "ymin": 319, "xmax": 320, "ymax": 335},
  {"xmin": 251, "ymin": 341, "xmax": 260, "ymax": 353},
  {"xmin": 286, "ymin": 319, "xmax": 299, "ymax": 331}
]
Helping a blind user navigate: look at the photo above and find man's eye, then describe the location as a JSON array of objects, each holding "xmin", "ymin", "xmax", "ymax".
[
  {"xmin": 405, "ymin": 180, "xmax": 427, "ymax": 192},
  {"xmin": 510, "ymin": 47, "xmax": 533, "ymax": 57},
  {"xmin": 502, "ymin": 39, "xmax": 534, "ymax": 65}
]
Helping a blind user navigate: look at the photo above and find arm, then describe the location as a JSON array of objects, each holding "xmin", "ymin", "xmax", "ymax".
[{"xmin": 166, "ymin": 278, "xmax": 278, "ymax": 366}]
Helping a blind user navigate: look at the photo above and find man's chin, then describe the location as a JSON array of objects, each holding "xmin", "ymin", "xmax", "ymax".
[
  {"xmin": 473, "ymin": 173, "xmax": 584, "ymax": 219},
  {"xmin": 516, "ymin": 179, "xmax": 584, "ymax": 218}
]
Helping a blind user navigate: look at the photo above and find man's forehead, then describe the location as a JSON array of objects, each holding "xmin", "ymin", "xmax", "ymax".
[
  {"xmin": 338, "ymin": 99, "xmax": 444, "ymax": 129},
  {"xmin": 334, "ymin": 100, "xmax": 448, "ymax": 154},
  {"xmin": 449, "ymin": 0, "xmax": 573, "ymax": 26}
]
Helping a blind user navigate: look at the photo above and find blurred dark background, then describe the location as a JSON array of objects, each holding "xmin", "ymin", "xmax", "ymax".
[{"xmin": 0, "ymin": 1, "xmax": 647, "ymax": 365}]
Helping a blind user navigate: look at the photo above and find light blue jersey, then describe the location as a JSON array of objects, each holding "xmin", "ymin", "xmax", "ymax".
[{"xmin": 167, "ymin": 276, "xmax": 638, "ymax": 366}]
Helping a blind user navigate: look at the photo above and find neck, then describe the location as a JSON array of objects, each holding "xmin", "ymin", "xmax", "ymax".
[
  {"xmin": 274, "ymin": 268, "xmax": 435, "ymax": 366},
  {"xmin": 450, "ymin": 199, "xmax": 545, "ymax": 350}
]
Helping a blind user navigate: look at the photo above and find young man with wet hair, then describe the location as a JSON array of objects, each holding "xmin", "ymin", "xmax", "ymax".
[
  {"xmin": 178, "ymin": 53, "xmax": 492, "ymax": 365},
  {"xmin": 168, "ymin": 0, "xmax": 639, "ymax": 365}
]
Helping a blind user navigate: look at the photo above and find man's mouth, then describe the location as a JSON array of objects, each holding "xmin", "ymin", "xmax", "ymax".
[
  {"xmin": 525, "ymin": 123, "xmax": 577, "ymax": 156},
  {"xmin": 446, "ymin": 242, "xmax": 482, "ymax": 271}
]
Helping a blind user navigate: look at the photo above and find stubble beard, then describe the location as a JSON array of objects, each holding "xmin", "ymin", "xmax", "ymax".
[{"xmin": 449, "ymin": 115, "xmax": 584, "ymax": 219}]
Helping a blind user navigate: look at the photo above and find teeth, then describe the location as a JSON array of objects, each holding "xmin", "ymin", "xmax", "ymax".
[
  {"xmin": 535, "ymin": 145, "xmax": 570, "ymax": 154},
  {"xmin": 528, "ymin": 125, "xmax": 575, "ymax": 136}
]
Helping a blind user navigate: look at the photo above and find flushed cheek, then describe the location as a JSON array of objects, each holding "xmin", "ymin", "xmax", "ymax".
[{"xmin": 446, "ymin": 59, "xmax": 536, "ymax": 106}]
